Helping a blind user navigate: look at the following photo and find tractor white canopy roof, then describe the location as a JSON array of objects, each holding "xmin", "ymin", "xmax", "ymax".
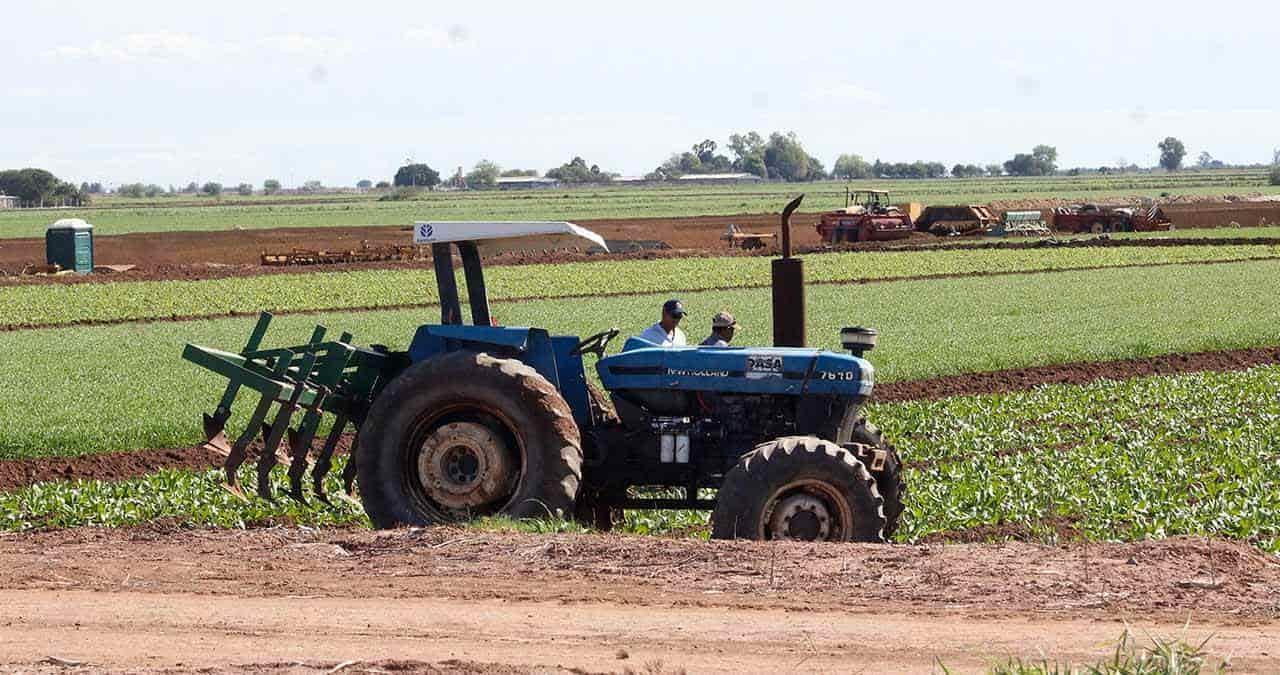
[{"xmin": 413, "ymin": 221, "xmax": 608, "ymax": 254}]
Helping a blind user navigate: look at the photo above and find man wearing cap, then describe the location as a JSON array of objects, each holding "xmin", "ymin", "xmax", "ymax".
[
  {"xmin": 700, "ymin": 311, "xmax": 739, "ymax": 347},
  {"xmin": 637, "ymin": 299, "xmax": 688, "ymax": 347}
]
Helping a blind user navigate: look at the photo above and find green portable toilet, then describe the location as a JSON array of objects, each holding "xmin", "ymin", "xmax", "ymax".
[{"xmin": 46, "ymin": 218, "xmax": 94, "ymax": 274}]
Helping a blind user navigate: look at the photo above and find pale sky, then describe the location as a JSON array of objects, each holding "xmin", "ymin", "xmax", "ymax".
[{"xmin": 3, "ymin": 0, "xmax": 1277, "ymax": 187}]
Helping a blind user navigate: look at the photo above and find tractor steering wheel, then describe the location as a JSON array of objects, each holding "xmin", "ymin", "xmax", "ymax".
[{"xmin": 571, "ymin": 328, "xmax": 620, "ymax": 358}]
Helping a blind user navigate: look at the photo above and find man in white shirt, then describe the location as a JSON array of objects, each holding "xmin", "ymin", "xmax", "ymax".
[{"xmin": 637, "ymin": 299, "xmax": 688, "ymax": 347}]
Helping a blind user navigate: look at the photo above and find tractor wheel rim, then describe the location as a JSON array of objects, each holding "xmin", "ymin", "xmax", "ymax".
[
  {"xmin": 416, "ymin": 421, "xmax": 516, "ymax": 510},
  {"xmin": 762, "ymin": 480, "xmax": 851, "ymax": 541}
]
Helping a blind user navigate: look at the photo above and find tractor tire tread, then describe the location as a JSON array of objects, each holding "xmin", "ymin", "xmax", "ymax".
[
  {"xmin": 357, "ymin": 350, "xmax": 582, "ymax": 528},
  {"xmin": 849, "ymin": 419, "xmax": 907, "ymax": 539},
  {"xmin": 712, "ymin": 435, "xmax": 886, "ymax": 543}
]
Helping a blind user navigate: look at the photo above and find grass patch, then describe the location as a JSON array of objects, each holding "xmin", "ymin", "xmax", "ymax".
[
  {"xmin": 4, "ymin": 243, "xmax": 1279, "ymax": 329},
  {"xmin": 468, "ymin": 515, "xmax": 591, "ymax": 535},
  {"xmin": 975, "ymin": 630, "xmax": 1223, "ymax": 674}
]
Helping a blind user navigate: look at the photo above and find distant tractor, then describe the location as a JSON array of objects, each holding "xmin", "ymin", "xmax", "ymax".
[
  {"xmin": 1052, "ymin": 204, "xmax": 1172, "ymax": 234},
  {"xmin": 816, "ymin": 189, "xmax": 914, "ymax": 244},
  {"xmin": 184, "ymin": 197, "xmax": 904, "ymax": 543}
]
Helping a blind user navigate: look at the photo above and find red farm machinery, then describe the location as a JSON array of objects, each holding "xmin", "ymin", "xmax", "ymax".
[
  {"xmin": 1052, "ymin": 204, "xmax": 1172, "ymax": 234},
  {"xmin": 816, "ymin": 189, "xmax": 915, "ymax": 244}
]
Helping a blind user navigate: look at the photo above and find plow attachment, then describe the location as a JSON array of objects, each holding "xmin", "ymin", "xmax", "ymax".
[{"xmin": 183, "ymin": 312, "xmax": 403, "ymax": 502}]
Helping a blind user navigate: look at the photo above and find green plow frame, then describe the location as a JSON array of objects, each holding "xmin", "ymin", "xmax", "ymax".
[{"xmin": 182, "ymin": 312, "xmax": 401, "ymax": 502}]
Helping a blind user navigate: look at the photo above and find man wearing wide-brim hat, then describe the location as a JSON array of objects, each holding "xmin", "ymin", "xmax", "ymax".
[{"xmin": 700, "ymin": 310, "xmax": 739, "ymax": 347}]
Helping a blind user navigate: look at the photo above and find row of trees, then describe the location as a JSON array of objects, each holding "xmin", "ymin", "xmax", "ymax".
[
  {"xmin": 395, "ymin": 157, "xmax": 614, "ymax": 190},
  {"xmin": 647, "ymin": 132, "xmax": 825, "ymax": 182},
  {"xmin": 29, "ymin": 136, "xmax": 1257, "ymax": 201},
  {"xmin": 107, "ymin": 178, "xmax": 345, "ymax": 198},
  {"xmin": 0, "ymin": 168, "xmax": 88, "ymax": 204},
  {"xmin": 394, "ymin": 136, "xmax": 1237, "ymax": 189}
]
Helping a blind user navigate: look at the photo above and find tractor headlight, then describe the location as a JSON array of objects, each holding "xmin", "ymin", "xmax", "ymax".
[{"xmin": 841, "ymin": 327, "xmax": 878, "ymax": 358}]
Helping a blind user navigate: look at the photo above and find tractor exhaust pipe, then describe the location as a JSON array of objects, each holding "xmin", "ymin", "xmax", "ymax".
[{"xmin": 772, "ymin": 195, "xmax": 806, "ymax": 348}]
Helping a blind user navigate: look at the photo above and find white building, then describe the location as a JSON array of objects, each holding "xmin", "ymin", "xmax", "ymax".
[
  {"xmin": 675, "ymin": 172, "xmax": 764, "ymax": 185},
  {"xmin": 0, "ymin": 194, "xmax": 18, "ymax": 209},
  {"xmin": 495, "ymin": 176, "xmax": 561, "ymax": 190}
]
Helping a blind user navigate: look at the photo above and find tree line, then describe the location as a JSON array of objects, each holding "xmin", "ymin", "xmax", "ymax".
[
  {"xmin": 402, "ymin": 134, "xmax": 1251, "ymax": 189},
  {"xmin": 8, "ymin": 135, "xmax": 1270, "ymax": 201},
  {"xmin": 0, "ymin": 168, "xmax": 89, "ymax": 205}
]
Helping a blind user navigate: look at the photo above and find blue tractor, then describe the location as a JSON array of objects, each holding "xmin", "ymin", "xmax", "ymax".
[{"xmin": 184, "ymin": 199, "xmax": 904, "ymax": 541}]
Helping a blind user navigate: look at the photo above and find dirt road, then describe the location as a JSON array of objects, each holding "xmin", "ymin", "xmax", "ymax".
[{"xmin": 1, "ymin": 527, "xmax": 1277, "ymax": 673}]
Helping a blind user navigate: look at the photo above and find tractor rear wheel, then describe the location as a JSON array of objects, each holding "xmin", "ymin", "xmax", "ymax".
[
  {"xmin": 711, "ymin": 436, "xmax": 886, "ymax": 542},
  {"xmin": 357, "ymin": 351, "xmax": 582, "ymax": 528}
]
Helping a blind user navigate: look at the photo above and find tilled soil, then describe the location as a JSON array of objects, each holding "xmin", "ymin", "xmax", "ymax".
[
  {"xmin": 3, "ymin": 346, "xmax": 1275, "ymax": 491},
  {"xmin": 0, "ymin": 213, "xmax": 824, "ymax": 282},
  {"xmin": 873, "ymin": 345, "xmax": 1280, "ymax": 402},
  {"xmin": 0, "ymin": 435, "xmax": 353, "ymax": 492},
  {"xmin": 0, "ymin": 527, "xmax": 1277, "ymax": 672},
  {"xmin": 0, "ymin": 445, "xmax": 223, "ymax": 493},
  {"xmin": 3, "ymin": 206, "xmax": 1280, "ymax": 286}
]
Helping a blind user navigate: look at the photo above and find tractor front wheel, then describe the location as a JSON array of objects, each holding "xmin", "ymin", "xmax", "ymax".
[
  {"xmin": 818, "ymin": 410, "xmax": 906, "ymax": 539},
  {"xmin": 711, "ymin": 436, "xmax": 886, "ymax": 542},
  {"xmin": 848, "ymin": 420, "xmax": 906, "ymax": 539},
  {"xmin": 357, "ymin": 351, "xmax": 582, "ymax": 528}
]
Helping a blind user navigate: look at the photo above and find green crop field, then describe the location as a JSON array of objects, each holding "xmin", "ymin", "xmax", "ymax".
[
  {"xmin": 1, "ymin": 170, "xmax": 1276, "ymax": 239},
  {"xmin": 5, "ymin": 243, "xmax": 1279, "ymax": 329},
  {"xmin": 1113, "ymin": 225, "xmax": 1280, "ymax": 239},
  {"xmin": 880, "ymin": 367, "xmax": 1280, "ymax": 549},
  {"xmin": 6, "ymin": 366, "xmax": 1278, "ymax": 554},
  {"xmin": 3, "ymin": 259, "xmax": 1279, "ymax": 462}
]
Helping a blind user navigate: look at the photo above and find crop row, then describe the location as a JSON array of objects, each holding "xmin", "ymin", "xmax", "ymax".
[
  {"xmin": 4, "ymin": 243, "xmax": 1279, "ymax": 329},
  {"xmin": 2, "ymin": 260, "xmax": 1279, "ymax": 461},
  {"xmin": 872, "ymin": 366, "xmax": 1280, "ymax": 551},
  {"xmin": 5, "ymin": 365, "xmax": 1277, "ymax": 554},
  {"xmin": 2, "ymin": 172, "xmax": 1276, "ymax": 238}
]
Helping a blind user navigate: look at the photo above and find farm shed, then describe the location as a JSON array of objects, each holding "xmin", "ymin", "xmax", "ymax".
[
  {"xmin": 495, "ymin": 176, "xmax": 562, "ymax": 190},
  {"xmin": 675, "ymin": 172, "xmax": 763, "ymax": 185}
]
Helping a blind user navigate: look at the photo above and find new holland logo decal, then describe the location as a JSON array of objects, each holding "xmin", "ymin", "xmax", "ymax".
[{"xmin": 414, "ymin": 222, "xmax": 435, "ymax": 243}]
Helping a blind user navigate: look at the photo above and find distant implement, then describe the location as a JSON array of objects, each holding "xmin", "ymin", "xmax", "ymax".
[
  {"xmin": 996, "ymin": 210, "xmax": 1052, "ymax": 237},
  {"xmin": 721, "ymin": 223, "xmax": 776, "ymax": 250},
  {"xmin": 915, "ymin": 205, "xmax": 999, "ymax": 236},
  {"xmin": 1052, "ymin": 204, "xmax": 1172, "ymax": 234},
  {"xmin": 261, "ymin": 241, "xmax": 425, "ymax": 266}
]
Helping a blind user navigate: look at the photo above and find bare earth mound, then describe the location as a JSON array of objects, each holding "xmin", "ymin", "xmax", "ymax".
[{"xmin": 0, "ymin": 527, "xmax": 1277, "ymax": 672}]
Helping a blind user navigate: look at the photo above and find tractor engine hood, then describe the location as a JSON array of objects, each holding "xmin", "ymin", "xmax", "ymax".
[{"xmin": 597, "ymin": 340, "xmax": 874, "ymax": 398}]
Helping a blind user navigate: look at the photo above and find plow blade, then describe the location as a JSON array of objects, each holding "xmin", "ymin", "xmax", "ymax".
[{"xmin": 182, "ymin": 312, "xmax": 401, "ymax": 503}]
